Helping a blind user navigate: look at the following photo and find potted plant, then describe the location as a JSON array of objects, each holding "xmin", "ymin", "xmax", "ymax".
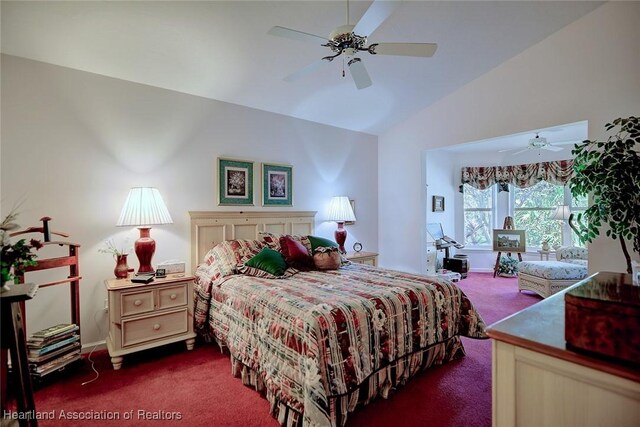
[
  {"xmin": 570, "ymin": 116, "xmax": 640, "ymax": 274},
  {"xmin": 99, "ymin": 238, "xmax": 132, "ymax": 279},
  {"xmin": 498, "ymin": 255, "xmax": 519, "ymax": 277},
  {"xmin": 1, "ymin": 208, "xmax": 42, "ymax": 289}
]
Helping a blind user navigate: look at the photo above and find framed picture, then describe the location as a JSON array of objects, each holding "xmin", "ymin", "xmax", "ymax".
[
  {"xmin": 493, "ymin": 229, "xmax": 526, "ymax": 253},
  {"xmin": 218, "ymin": 158, "xmax": 254, "ymax": 206},
  {"xmin": 346, "ymin": 199, "xmax": 356, "ymax": 225},
  {"xmin": 432, "ymin": 195, "xmax": 445, "ymax": 212},
  {"xmin": 262, "ymin": 163, "xmax": 293, "ymax": 206}
]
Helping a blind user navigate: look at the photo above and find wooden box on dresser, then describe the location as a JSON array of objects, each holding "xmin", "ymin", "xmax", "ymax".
[
  {"xmin": 346, "ymin": 251, "xmax": 378, "ymax": 267},
  {"xmin": 105, "ymin": 274, "xmax": 196, "ymax": 370},
  {"xmin": 487, "ymin": 272, "xmax": 640, "ymax": 427}
]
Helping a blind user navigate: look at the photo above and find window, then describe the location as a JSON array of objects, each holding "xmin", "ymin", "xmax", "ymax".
[
  {"xmin": 462, "ymin": 182, "xmax": 586, "ymax": 250},
  {"xmin": 513, "ymin": 181, "xmax": 564, "ymax": 248},
  {"xmin": 463, "ymin": 184, "xmax": 494, "ymax": 246},
  {"xmin": 512, "ymin": 182, "xmax": 586, "ymax": 248}
]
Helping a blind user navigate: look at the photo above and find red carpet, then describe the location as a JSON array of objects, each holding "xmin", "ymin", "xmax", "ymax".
[{"xmin": 25, "ymin": 273, "xmax": 539, "ymax": 426}]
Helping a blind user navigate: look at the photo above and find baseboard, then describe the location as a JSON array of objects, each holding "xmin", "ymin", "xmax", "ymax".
[
  {"xmin": 470, "ymin": 268, "xmax": 494, "ymax": 273},
  {"xmin": 81, "ymin": 340, "xmax": 106, "ymax": 354}
]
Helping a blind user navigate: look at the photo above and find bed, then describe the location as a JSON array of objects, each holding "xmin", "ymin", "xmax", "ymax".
[{"xmin": 190, "ymin": 211, "xmax": 487, "ymax": 427}]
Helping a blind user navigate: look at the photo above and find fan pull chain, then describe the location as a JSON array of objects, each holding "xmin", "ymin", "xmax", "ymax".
[
  {"xmin": 346, "ymin": 0, "xmax": 350, "ymax": 25},
  {"xmin": 342, "ymin": 57, "xmax": 346, "ymax": 77}
]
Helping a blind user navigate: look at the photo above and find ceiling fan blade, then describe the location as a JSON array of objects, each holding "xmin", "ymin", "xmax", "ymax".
[
  {"xmin": 283, "ymin": 59, "xmax": 330, "ymax": 82},
  {"xmin": 497, "ymin": 147, "xmax": 519, "ymax": 153},
  {"xmin": 348, "ymin": 58, "xmax": 372, "ymax": 90},
  {"xmin": 551, "ymin": 139, "xmax": 582, "ymax": 145},
  {"xmin": 268, "ymin": 26, "xmax": 327, "ymax": 45},
  {"xmin": 353, "ymin": 0, "xmax": 401, "ymax": 37},
  {"xmin": 511, "ymin": 148, "xmax": 531, "ymax": 155},
  {"xmin": 542, "ymin": 145, "xmax": 565, "ymax": 152},
  {"xmin": 371, "ymin": 42, "xmax": 438, "ymax": 57}
]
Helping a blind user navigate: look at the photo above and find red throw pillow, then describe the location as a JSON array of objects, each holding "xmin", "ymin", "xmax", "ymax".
[{"xmin": 279, "ymin": 235, "xmax": 313, "ymax": 270}]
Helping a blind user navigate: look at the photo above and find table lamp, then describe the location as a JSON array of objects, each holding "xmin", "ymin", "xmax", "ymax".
[
  {"xmin": 552, "ymin": 205, "xmax": 571, "ymax": 221},
  {"xmin": 117, "ymin": 187, "xmax": 173, "ymax": 274},
  {"xmin": 552, "ymin": 205, "xmax": 572, "ymax": 247},
  {"xmin": 327, "ymin": 196, "xmax": 356, "ymax": 254}
]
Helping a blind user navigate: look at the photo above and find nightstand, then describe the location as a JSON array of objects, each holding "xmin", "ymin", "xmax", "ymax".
[
  {"xmin": 346, "ymin": 251, "xmax": 378, "ymax": 267},
  {"xmin": 104, "ymin": 274, "xmax": 196, "ymax": 370}
]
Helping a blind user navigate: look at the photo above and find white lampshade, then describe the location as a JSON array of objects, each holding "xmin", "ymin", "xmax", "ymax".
[
  {"xmin": 327, "ymin": 196, "xmax": 356, "ymax": 222},
  {"xmin": 552, "ymin": 205, "xmax": 572, "ymax": 221},
  {"xmin": 116, "ymin": 187, "xmax": 173, "ymax": 227}
]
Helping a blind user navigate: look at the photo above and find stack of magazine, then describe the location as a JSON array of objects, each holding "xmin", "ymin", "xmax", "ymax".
[{"xmin": 27, "ymin": 323, "xmax": 81, "ymax": 378}]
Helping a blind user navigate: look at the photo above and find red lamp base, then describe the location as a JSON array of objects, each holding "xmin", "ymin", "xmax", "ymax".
[
  {"xmin": 334, "ymin": 222, "xmax": 347, "ymax": 254},
  {"xmin": 135, "ymin": 227, "xmax": 156, "ymax": 274}
]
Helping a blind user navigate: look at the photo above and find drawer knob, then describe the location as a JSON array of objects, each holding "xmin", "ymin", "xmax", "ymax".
[
  {"xmin": 134, "ymin": 299, "xmax": 142, "ymax": 307},
  {"xmin": 170, "ymin": 293, "xmax": 177, "ymax": 300},
  {"xmin": 153, "ymin": 323, "xmax": 161, "ymax": 331}
]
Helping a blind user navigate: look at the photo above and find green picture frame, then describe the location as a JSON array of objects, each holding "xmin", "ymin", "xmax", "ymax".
[
  {"xmin": 218, "ymin": 158, "xmax": 254, "ymax": 206},
  {"xmin": 262, "ymin": 163, "xmax": 293, "ymax": 206}
]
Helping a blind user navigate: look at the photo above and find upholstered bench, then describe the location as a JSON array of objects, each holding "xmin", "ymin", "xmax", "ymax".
[
  {"xmin": 517, "ymin": 247, "xmax": 588, "ymax": 298},
  {"xmin": 518, "ymin": 261, "xmax": 587, "ymax": 298}
]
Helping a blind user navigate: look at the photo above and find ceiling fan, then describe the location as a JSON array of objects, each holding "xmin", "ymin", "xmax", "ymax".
[
  {"xmin": 498, "ymin": 133, "xmax": 577, "ymax": 155},
  {"xmin": 267, "ymin": 0, "xmax": 437, "ymax": 90}
]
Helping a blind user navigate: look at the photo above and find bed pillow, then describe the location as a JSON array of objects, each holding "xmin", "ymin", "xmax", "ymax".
[
  {"xmin": 202, "ymin": 239, "xmax": 264, "ymax": 280},
  {"xmin": 243, "ymin": 247, "xmax": 287, "ymax": 277},
  {"xmin": 261, "ymin": 232, "xmax": 313, "ymax": 253},
  {"xmin": 313, "ymin": 246, "xmax": 341, "ymax": 270},
  {"xmin": 307, "ymin": 235, "xmax": 339, "ymax": 253},
  {"xmin": 259, "ymin": 232, "xmax": 282, "ymax": 252},
  {"xmin": 279, "ymin": 235, "xmax": 314, "ymax": 270},
  {"xmin": 307, "ymin": 235, "xmax": 350, "ymax": 265},
  {"xmin": 238, "ymin": 264, "xmax": 299, "ymax": 279}
]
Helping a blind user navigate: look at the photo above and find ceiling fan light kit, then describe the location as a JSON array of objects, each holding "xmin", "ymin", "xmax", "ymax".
[
  {"xmin": 530, "ymin": 134, "xmax": 548, "ymax": 147},
  {"xmin": 268, "ymin": 0, "xmax": 437, "ymax": 90}
]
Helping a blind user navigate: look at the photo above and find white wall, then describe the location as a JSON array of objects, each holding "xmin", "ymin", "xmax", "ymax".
[
  {"xmin": 379, "ymin": 1, "xmax": 640, "ymax": 274},
  {"xmin": 0, "ymin": 55, "xmax": 378, "ymax": 346}
]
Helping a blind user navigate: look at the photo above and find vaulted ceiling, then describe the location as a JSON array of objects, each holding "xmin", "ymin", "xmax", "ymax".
[{"xmin": 1, "ymin": 1, "xmax": 603, "ymax": 135}]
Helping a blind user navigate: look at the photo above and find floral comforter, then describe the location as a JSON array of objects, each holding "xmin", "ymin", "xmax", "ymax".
[{"xmin": 194, "ymin": 263, "xmax": 486, "ymax": 426}]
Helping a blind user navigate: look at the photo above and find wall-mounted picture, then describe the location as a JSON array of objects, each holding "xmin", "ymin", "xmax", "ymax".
[
  {"xmin": 262, "ymin": 163, "xmax": 293, "ymax": 206},
  {"xmin": 432, "ymin": 195, "xmax": 445, "ymax": 212},
  {"xmin": 493, "ymin": 229, "xmax": 526, "ymax": 253},
  {"xmin": 346, "ymin": 199, "xmax": 356, "ymax": 225},
  {"xmin": 218, "ymin": 157, "xmax": 254, "ymax": 206}
]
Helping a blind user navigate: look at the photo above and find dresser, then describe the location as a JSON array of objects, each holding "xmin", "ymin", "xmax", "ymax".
[
  {"xmin": 487, "ymin": 272, "xmax": 640, "ymax": 427},
  {"xmin": 105, "ymin": 274, "xmax": 196, "ymax": 370}
]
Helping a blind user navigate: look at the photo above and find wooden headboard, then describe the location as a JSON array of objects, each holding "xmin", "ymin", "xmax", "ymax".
[{"xmin": 189, "ymin": 211, "xmax": 316, "ymax": 272}]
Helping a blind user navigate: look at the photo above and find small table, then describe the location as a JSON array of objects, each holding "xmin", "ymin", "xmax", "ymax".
[
  {"xmin": 537, "ymin": 250, "xmax": 555, "ymax": 261},
  {"xmin": 105, "ymin": 274, "xmax": 196, "ymax": 370},
  {"xmin": 1, "ymin": 283, "xmax": 39, "ymax": 427}
]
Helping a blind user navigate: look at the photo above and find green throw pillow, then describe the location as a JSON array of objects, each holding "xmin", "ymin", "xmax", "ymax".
[
  {"xmin": 308, "ymin": 235, "xmax": 338, "ymax": 253},
  {"xmin": 245, "ymin": 247, "xmax": 287, "ymax": 277}
]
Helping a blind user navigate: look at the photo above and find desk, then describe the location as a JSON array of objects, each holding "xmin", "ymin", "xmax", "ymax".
[
  {"xmin": 1, "ymin": 283, "xmax": 39, "ymax": 427},
  {"xmin": 435, "ymin": 241, "xmax": 453, "ymax": 258}
]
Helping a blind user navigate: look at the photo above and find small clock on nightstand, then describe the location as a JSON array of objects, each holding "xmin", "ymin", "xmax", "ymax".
[{"xmin": 353, "ymin": 242, "xmax": 363, "ymax": 252}]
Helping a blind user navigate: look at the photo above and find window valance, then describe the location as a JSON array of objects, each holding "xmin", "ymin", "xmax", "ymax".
[{"xmin": 461, "ymin": 159, "xmax": 574, "ymax": 191}]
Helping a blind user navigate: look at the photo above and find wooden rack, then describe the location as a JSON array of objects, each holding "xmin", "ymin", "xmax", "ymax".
[{"xmin": 10, "ymin": 217, "xmax": 82, "ymax": 343}]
